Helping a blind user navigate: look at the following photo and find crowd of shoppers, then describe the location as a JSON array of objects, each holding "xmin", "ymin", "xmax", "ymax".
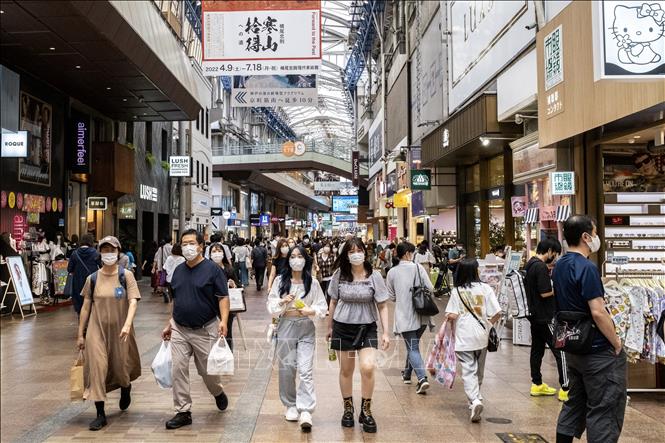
[{"xmin": 57, "ymin": 215, "xmax": 651, "ymax": 443}]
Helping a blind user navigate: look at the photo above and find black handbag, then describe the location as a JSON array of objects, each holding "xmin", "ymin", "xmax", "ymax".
[
  {"xmin": 552, "ymin": 310, "xmax": 596, "ymax": 354},
  {"xmin": 458, "ymin": 289, "xmax": 500, "ymax": 352},
  {"xmin": 411, "ymin": 264, "xmax": 439, "ymax": 316},
  {"xmin": 63, "ymin": 273, "xmax": 74, "ymax": 298}
]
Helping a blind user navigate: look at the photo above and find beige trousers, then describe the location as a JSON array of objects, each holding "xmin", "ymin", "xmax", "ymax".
[{"xmin": 171, "ymin": 319, "xmax": 224, "ymax": 412}]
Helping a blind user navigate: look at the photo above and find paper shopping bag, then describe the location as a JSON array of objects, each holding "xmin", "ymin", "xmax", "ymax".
[{"xmin": 70, "ymin": 351, "xmax": 85, "ymax": 401}]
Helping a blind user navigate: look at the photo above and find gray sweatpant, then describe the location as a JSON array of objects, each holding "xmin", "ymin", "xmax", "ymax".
[
  {"xmin": 557, "ymin": 348, "xmax": 627, "ymax": 443},
  {"xmin": 275, "ymin": 316, "xmax": 317, "ymax": 413},
  {"xmin": 456, "ymin": 348, "xmax": 487, "ymax": 403},
  {"xmin": 171, "ymin": 319, "xmax": 224, "ymax": 412}
]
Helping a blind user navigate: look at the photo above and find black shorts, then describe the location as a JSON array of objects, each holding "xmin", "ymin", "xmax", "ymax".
[{"xmin": 331, "ymin": 320, "xmax": 378, "ymax": 351}]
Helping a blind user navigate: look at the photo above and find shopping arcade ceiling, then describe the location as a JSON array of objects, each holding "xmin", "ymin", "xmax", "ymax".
[{"xmin": 283, "ymin": 0, "xmax": 356, "ymax": 161}]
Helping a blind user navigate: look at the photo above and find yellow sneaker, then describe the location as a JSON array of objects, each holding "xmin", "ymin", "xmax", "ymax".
[
  {"xmin": 530, "ymin": 383, "xmax": 557, "ymax": 396},
  {"xmin": 558, "ymin": 389, "xmax": 569, "ymax": 402}
]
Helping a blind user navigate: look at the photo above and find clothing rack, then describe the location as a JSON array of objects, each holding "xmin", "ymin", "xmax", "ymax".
[{"xmin": 603, "ymin": 271, "xmax": 665, "ymax": 394}]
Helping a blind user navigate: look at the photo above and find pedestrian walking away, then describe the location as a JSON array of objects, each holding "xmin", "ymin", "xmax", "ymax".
[
  {"xmin": 161, "ymin": 229, "xmax": 231, "ymax": 430},
  {"xmin": 387, "ymin": 241, "xmax": 434, "ymax": 394},
  {"xmin": 267, "ymin": 245, "xmax": 327, "ymax": 432},
  {"xmin": 76, "ymin": 235, "xmax": 140, "ymax": 431},
  {"xmin": 445, "ymin": 258, "xmax": 501, "ymax": 423}
]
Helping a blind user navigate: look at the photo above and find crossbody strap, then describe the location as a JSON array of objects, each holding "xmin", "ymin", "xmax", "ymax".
[
  {"xmin": 76, "ymin": 251, "xmax": 91, "ymax": 274},
  {"xmin": 456, "ymin": 287, "xmax": 486, "ymax": 330}
]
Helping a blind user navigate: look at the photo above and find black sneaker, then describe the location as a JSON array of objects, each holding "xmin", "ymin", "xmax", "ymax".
[
  {"xmin": 89, "ymin": 415, "xmax": 107, "ymax": 431},
  {"xmin": 215, "ymin": 391, "xmax": 228, "ymax": 411},
  {"xmin": 166, "ymin": 411, "xmax": 192, "ymax": 429},
  {"xmin": 401, "ymin": 370, "xmax": 412, "ymax": 384},
  {"xmin": 119, "ymin": 384, "xmax": 131, "ymax": 411},
  {"xmin": 416, "ymin": 378, "xmax": 430, "ymax": 395}
]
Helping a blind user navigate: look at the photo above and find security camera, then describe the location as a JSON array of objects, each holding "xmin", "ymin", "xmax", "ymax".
[
  {"xmin": 515, "ymin": 114, "xmax": 524, "ymax": 125},
  {"xmin": 525, "ymin": 23, "xmax": 537, "ymax": 30}
]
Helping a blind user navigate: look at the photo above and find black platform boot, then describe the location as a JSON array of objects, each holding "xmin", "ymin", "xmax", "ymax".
[
  {"xmin": 341, "ymin": 396, "xmax": 354, "ymax": 427},
  {"xmin": 358, "ymin": 398, "xmax": 377, "ymax": 433}
]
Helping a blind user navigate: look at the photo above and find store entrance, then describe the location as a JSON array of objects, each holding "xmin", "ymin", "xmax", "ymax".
[
  {"xmin": 157, "ymin": 213, "xmax": 170, "ymax": 243},
  {"xmin": 141, "ymin": 211, "xmax": 154, "ymax": 277}
]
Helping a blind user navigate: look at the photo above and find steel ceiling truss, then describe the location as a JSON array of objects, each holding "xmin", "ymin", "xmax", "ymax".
[{"xmin": 344, "ymin": 0, "xmax": 384, "ymax": 92}]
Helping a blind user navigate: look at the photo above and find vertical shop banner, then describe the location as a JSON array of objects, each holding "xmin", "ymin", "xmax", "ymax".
[
  {"xmin": 593, "ymin": 1, "xmax": 665, "ymax": 79},
  {"xmin": 18, "ymin": 92, "xmax": 52, "ymax": 186},
  {"xmin": 231, "ymin": 75, "xmax": 317, "ymax": 107},
  {"xmin": 202, "ymin": 0, "xmax": 321, "ymax": 76},
  {"xmin": 352, "ymin": 151, "xmax": 360, "ymax": 186},
  {"xmin": 70, "ymin": 111, "xmax": 90, "ymax": 174},
  {"xmin": 368, "ymin": 109, "xmax": 384, "ymax": 179}
]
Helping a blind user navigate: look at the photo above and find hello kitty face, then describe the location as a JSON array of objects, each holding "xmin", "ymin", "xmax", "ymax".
[{"xmin": 613, "ymin": 4, "xmax": 665, "ymax": 44}]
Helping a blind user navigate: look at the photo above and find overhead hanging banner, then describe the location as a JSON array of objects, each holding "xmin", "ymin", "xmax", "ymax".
[
  {"xmin": 202, "ymin": 0, "xmax": 322, "ymax": 76},
  {"xmin": 231, "ymin": 75, "xmax": 318, "ymax": 107}
]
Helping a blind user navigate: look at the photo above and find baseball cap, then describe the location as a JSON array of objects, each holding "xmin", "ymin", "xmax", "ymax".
[{"xmin": 98, "ymin": 235, "xmax": 121, "ymax": 250}]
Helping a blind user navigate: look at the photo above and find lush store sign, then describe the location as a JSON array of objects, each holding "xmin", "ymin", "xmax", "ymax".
[
  {"xmin": 411, "ymin": 169, "xmax": 431, "ymax": 190},
  {"xmin": 71, "ymin": 112, "xmax": 90, "ymax": 174}
]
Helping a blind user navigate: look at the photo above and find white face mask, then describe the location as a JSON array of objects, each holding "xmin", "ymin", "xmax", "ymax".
[
  {"xmin": 348, "ymin": 252, "xmax": 365, "ymax": 265},
  {"xmin": 323, "ymin": 246, "xmax": 331, "ymax": 254},
  {"xmin": 182, "ymin": 244, "xmax": 199, "ymax": 261},
  {"xmin": 101, "ymin": 253, "xmax": 118, "ymax": 266},
  {"xmin": 333, "ymin": 248, "xmax": 338, "ymax": 253},
  {"xmin": 303, "ymin": 239, "xmax": 309, "ymax": 244},
  {"xmin": 280, "ymin": 246, "xmax": 290, "ymax": 255},
  {"xmin": 586, "ymin": 234, "xmax": 601, "ymax": 254},
  {"xmin": 289, "ymin": 257, "xmax": 305, "ymax": 271},
  {"xmin": 210, "ymin": 252, "xmax": 224, "ymax": 263}
]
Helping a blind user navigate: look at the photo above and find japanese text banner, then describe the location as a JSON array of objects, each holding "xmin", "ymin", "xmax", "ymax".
[
  {"xmin": 202, "ymin": 0, "xmax": 321, "ymax": 76},
  {"xmin": 231, "ymin": 74, "xmax": 318, "ymax": 107}
]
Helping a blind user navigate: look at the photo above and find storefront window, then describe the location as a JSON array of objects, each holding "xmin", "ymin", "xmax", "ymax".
[
  {"xmin": 489, "ymin": 199, "xmax": 505, "ymax": 251},
  {"xmin": 465, "ymin": 164, "xmax": 480, "ymax": 192},
  {"xmin": 488, "ymin": 155, "xmax": 504, "ymax": 188}
]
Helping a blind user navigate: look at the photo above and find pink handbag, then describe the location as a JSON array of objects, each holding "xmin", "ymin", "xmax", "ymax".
[{"xmin": 426, "ymin": 318, "xmax": 457, "ymax": 389}]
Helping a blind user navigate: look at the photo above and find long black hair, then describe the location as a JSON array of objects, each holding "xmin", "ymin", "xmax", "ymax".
[
  {"xmin": 209, "ymin": 242, "xmax": 231, "ymax": 267},
  {"xmin": 278, "ymin": 245, "xmax": 313, "ymax": 298},
  {"xmin": 455, "ymin": 258, "xmax": 481, "ymax": 288},
  {"xmin": 333, "ymin": 237, "xmax": 372, "ymax": 282}
]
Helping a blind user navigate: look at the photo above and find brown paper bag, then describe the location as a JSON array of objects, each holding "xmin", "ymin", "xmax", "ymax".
[{"xmin": 70, "ymin": 351, "xmax": 85, "ymax": 401}]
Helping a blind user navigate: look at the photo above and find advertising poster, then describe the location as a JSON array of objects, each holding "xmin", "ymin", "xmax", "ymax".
[
  {"xmin": 202, "ymin": 0, "xmax": 321, "ymax": 76},
  {"xmin": 332, "ymin": 195, "xmax": 358, "ymax": 213},
  {"xmin": 594, "ymin": 0, "xmax": 665, "ymax": 78},
  {"xmin": 511, "ymin": 196, "xmax": 527, "ymax": 217},
  {"xmin": 19, "ymin": 92, "xmax": 52, "ymax": 186},
  {"xmin": 7, "ymin": 256, "xmax": 34, "ymax": 306},
  {"xmin": 603, "ymin": 149, "xmax": 665, "ymax": 192},
  {"xmin": 232, "ymin": 75, "xmax": 317, "ymax": 107},
  {"xmin": 52, "ymin": 259, "xmax": 69, "ymax": 295}
]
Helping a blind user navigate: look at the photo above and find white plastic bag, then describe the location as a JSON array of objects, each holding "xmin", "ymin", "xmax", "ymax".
[
  {"xmin": 207, "ymin": 337, "xmax": 235, "ymax": 376},
  {"xmin": 151, "ymin": 340, "xmax": 173, "ymax": 389}
]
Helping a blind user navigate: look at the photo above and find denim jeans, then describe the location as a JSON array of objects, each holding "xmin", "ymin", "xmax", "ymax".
[
  {"xmin": 239, "ymin": 262, "xmax": 249, "ymax": 286},
  {"xmin": 402, "ymin": 325, "xmax": 427, "ymax": 381}
]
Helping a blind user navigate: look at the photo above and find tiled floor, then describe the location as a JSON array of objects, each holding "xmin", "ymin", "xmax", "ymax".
[{"xmin": 2, "ymin": 281, "xmax": 664, "ymax": 442}]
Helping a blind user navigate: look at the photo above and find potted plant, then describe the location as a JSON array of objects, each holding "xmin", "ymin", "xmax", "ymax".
[
  {"xmin": 145, "ymin": 152, "xmax": 156, "ymax": 166},
  {"xmin": 161, "ymin": 160, "xmax": 170, "ymax": 171}
]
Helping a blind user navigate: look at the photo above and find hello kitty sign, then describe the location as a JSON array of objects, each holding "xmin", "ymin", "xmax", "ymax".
[{"xmin": 593, "ymin": 1, "xmax": 665, "ymax": 78}]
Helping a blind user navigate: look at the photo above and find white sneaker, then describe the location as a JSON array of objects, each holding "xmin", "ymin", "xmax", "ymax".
[
  {"xmin": 285, "ymin": 406, "xmax": 299, "ymax": 421},
  {"xmin": 470, "ymin": 399, "xmax": 483, "ymax": 423},
  {"xmin": 298, "ymin": 411, "xmax": 312, "ymax": 432}
]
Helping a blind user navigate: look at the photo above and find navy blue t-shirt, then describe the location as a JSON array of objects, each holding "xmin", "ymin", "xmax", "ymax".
[
  {"xmin": 552, "ymin": 252, "xmax": 610, "ymax": 352},
  {"xmin": 171, "ymin": 258, "xmax": 228, "ymax": 328}
]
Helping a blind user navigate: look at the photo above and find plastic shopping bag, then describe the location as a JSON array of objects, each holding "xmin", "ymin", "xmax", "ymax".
[
  {"xmin": 426, "ymin": 319, "xmax": 457, "ymax": 389},
  {"xmin": 151, "ymin": 341, "xmax": 173, "ymax": 389},
  {"xmin": 70, "ymin": 351, "xmax": 85, "ymax": 401},
  {"xmin": 207, "ymin": 337, "xmax": 235, "ymax": 376}
]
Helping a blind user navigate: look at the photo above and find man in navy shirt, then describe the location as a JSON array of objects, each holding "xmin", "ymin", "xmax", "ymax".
[
  {"xmin": 161, "ymin": 229, "xmax": 230, "ymax": 430},
  {"xmin": 552, "ymin": 215, "xmax": 625, "ymax": 443}
]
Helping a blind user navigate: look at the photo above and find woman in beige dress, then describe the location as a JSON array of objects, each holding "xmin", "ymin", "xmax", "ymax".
[{"xmin": 77, "ymin": 236, "xmax": 141, "ymax": 431}]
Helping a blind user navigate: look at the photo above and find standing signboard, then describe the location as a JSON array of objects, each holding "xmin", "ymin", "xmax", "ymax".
[
  {"xmin": 202, "ymin": 0, "xmax": 322, "ymax": 76},
  {"xmin": 3, "ymin": 256, "xmax": 37, "ymax": 318}
]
